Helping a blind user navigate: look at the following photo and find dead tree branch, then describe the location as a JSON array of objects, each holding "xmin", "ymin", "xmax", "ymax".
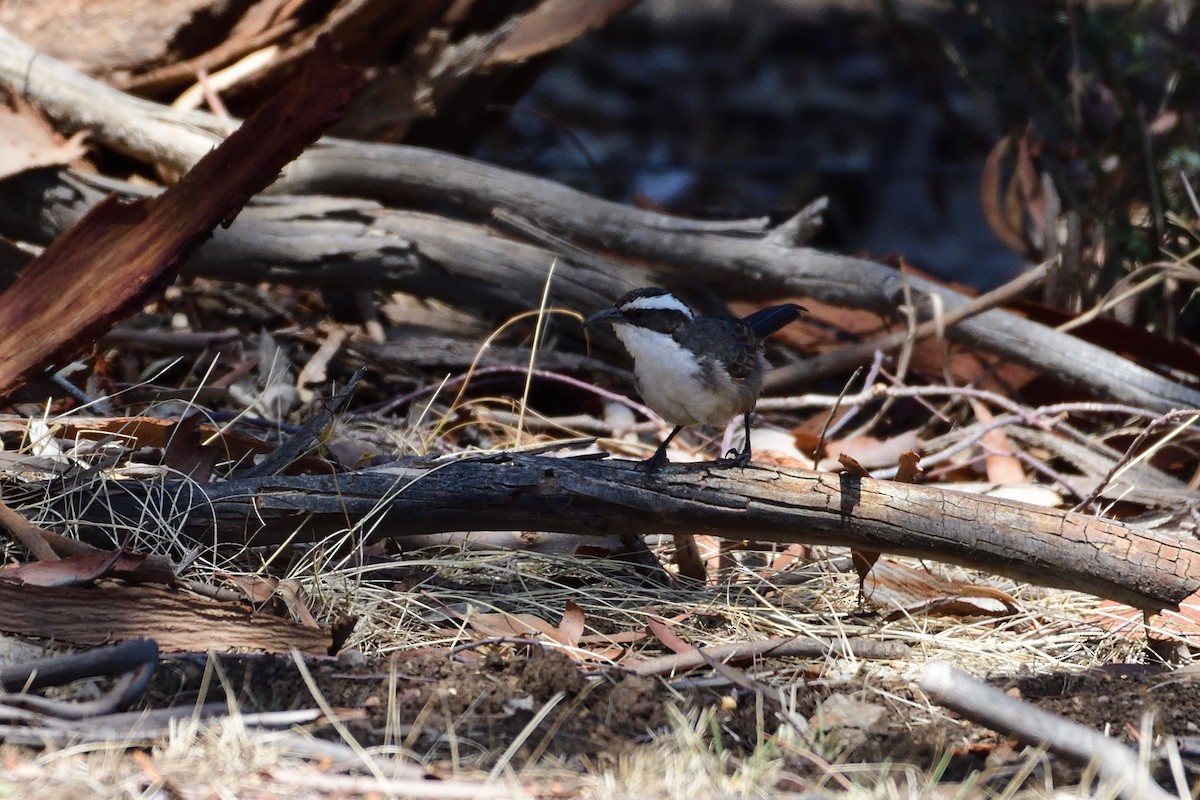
[
  {"xmin": 21, "ymin": 455, "xmax": 1200, "ymax": 612},
  {"xmin": 0, "ymin": 28, "xmax": 1197, "ymax": 413}
]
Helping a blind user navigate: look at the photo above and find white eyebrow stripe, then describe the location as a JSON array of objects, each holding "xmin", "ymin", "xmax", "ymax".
[{"xmin": 622, "ymin": 293, "xmax": 694, "ymax": 317}]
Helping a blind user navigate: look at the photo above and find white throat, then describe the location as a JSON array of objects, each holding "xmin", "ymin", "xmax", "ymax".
[{"xmin": 612, "ymin": 325, "xmax": 742, "ymax": 427}]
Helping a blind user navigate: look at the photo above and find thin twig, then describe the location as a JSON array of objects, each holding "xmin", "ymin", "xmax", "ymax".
[
  {"xmin": 769, "ymin": 257, "xmax": 1054, "ymax": 389},
  {"xmin": 1073, "ymin": 409, "xmax": 1200, "ymax": 512},
  {"xmin": 630, "ymin": 636, "xmax": 910, "ymax": 677},
  {"xmin": 921, "ymin": 662, "xmax": 1174, "ymax": 800},
  {"xmin": 813, "ymin": 366, "xmax": 863, "ymax": 460}
]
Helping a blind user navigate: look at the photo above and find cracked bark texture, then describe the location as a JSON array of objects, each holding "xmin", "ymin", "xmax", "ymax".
[{"xmin": 20, "ymin": 455, "xmax": 1200, "ymax": 612}]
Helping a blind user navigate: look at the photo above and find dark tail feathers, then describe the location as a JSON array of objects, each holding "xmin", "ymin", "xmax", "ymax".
[{"xmin": 742, "ymin": 303, "xmax": 806, "ymax": 338}]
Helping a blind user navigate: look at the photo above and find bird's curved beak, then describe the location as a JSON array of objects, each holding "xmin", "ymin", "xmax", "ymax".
[{"xmin": 581, "ymin": 307, "xmax": 621, "ymax": 328}]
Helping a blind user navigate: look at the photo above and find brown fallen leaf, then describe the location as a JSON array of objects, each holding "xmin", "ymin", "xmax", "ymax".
[
  {"xmin": 556, "ymin": 599, "xmax": 585, "ymax": 648},
  {"xmin": 295, "ymin": 323, "xmax": 349, "ymax": 403},
  {"xmin": 863, "ymin": 558, "xmax": 1021, "ymax": 620},
  {"xmin": 0, "ymin": 38, "xmax": 359, "ymax": 396},
  {"xmin": 1090, "ymin": 591, "xmax": 1200, "ymax": 641},
  {"xmin": 218, "ymin": 571, "xmax": 280, "ymax": 604},
  {"xmin": 820, "ymin": 430, "xmax": 922, "ymax": 472},
  {"xmin": 578, "ymin": 629, "xmax": 645, "ymax": 645},
  {"xmin": 33, "ymin": 528, "xmax": 177, "ymax": 585},
  {"xmin": 982, "ymin": 133, "xmax": 1032, "ymax": 257},
  {"xmin": 768, "ymin": 543, "xmax": 812, "ymax": 572},
  {"xmin": 461, "ymin": 603, "xmax": 582, "ymax": 649},
  {"xmin": 850, "ymin": 550, "xmax": 881, "ymax": 591},
  {"xmin": 276, "ymin": 578, "xmax": 320, "ymax": 629},
  {"xmin": 837, "ymin": 452, "xmax": 871, "ymax": 478},
  {"xmin": 645, "ymin": 611, "xmax": 695, "ymax": 655},
  {"xmin": 0, "ymin": 415, "xmax": 328, "ymax": 474},
  {"xmin": 0, "ymin": 548, "xmax": 129, "ymax": 587},
  {"xmin": 0, "ymin": 91, "xmax": 88, "ymax": 181},
  {"xmin": 895, "ymin": 451, "xmax": 923, "ymax": 484},
  {"xmin": 968, "ymin": 400, "xmax": 1026, "ymax": 485},
  {"xmin": 163, "ymin": 413, "xmax": 220, "ymax": 481}
]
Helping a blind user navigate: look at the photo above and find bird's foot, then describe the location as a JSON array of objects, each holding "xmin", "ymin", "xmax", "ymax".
[
  {"xmin": 718, "ymin": 447, "xmax": 752, "ymax": 467},
  {"xmin": 640, "ymin": 448, "xmax": 670, "ymax": 472}
]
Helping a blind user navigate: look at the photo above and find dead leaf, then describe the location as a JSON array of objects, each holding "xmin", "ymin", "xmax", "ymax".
[
  {"xmin": 557, "ymin": 599, "xmax": 585, "ymax": 648},
  {"xmin": 1013, "ymin": 128, "xmax": 1046, "ymax": 242},
  {"xmin": 821, "ymin": 430, "xmax": 922, "ymax": 472},
  {"xmin": 218, "ymin": 572, "xmax": 325, "ymax": 629},
  {"xmin": 968, "ymin": 400, "xmax": 1025, "ymax": 485},
  {"xmin": 219, "ymin": 571, "xmax": 280, "ymax": 604},
  {"xmin": 895, "ymin": 451, "xmax": 923, "ymax": 484},
  {"xmin": 768, "ymin": 543, "xmax": 811, "ymax": 572},
  {"xmin": 0, "ymin": 92, "xmax": 88, "ymax": 181},
  {"xmin": 0, "ymin": 549, "xmax": 139, "ymax": 587},
  {"xmin": 837, "ymin": 452, "xmax": 871, "ymax": 478},
  {"xmin": 296, "ymin": 323, "xmax": 348, "ymax": 403},
  {"xmin": 33, "ymin": 529, "xmax": 177, "ymax": 585},
  {"xmin": 646, "ymin": 612, "xmax": 695, "ymax": 655},
  {"xmin": 465, "ymin": 610, "xmax": 559, "ymax": 640},
  {"xmin": 163, "ymin": 413, "xmax": 220, "ymax": 481},
  {"xmin": 277, "ymin": 578, "xmax": 320, "ymax": 629},
  {"xmin": 457, "ymin": 601, "xmax": 604, "ymax": 659},
  {"xmin": 851, "ymin": 550, "xmax": 880, "ymax": 589},
  {"xmin": 981, "ymin": 129, "xmax": 1052, "ymax": 258},
  {"xmin": 863, "ymin": 559, "xmax": 1021, "ymax": 619},
  {"xmin": 1091, "ymin": 589, "xmax": 1200, "ymax": 641},
  {"xmin": 0, "ymin": 415, "xmax": 326, "ymax": 473},
  {"xmin": 578, "ymin": 630, "xmax": 645, "ymax": 645},
  {"xmin": 981, "ymin": 135, "xmax": 1028, "ymax": 254}
]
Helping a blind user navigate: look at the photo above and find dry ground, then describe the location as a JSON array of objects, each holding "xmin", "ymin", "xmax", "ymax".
[{"xmin": 1, "ymin": 544, "xmax": 1193, "ymax": 799}]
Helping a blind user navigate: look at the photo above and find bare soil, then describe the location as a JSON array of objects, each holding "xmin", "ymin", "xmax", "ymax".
[{"xmin": 141, "ymin": 645, "xmax": 1200, "ymax": 790}]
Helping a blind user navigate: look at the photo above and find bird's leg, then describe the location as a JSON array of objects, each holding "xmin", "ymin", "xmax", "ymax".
[
  {"xmin": 643, "ymin": 425, "xmax": 684, "ymax": 470},
  {"xmin": 724, "ymin": 412, "xmax": 753, "ymax": 467}
]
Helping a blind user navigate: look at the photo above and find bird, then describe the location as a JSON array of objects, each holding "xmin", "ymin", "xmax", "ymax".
[{"xmin": 582, "ymin": 287, "xmax": 805, "ymax": 469}]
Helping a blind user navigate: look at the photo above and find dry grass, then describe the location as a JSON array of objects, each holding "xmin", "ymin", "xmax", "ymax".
[{"xmin": 0, "ymin": 300, "xmax": 1192, "ymax": 798}]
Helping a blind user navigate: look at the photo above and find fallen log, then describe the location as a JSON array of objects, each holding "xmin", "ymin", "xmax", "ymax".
[
  {"xmin": 22, "ymin": 454, "xmax": 1200, "ymax": 612},
  {"xmin": 1, "ymin": 27, "xmax": 1198, "ymax": 413}
]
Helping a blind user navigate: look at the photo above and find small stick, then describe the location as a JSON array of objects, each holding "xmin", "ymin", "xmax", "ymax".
[
  {"xmin": 813, "ymin": 366, "xmax": 862, "ymax": 461},
  {"xmin": 769, "ymin": 258, "xmax": 1054, "ymax": 390},
  {"xmin": 1073, "ymin": 409, "xmax": 1200, "ymax": 512},
  {"xmin": 630, "ymin": 636, "xmax": 910, "ymax": 677},
  {"xmin": 0, "ymin": 499, "xmax": 59, "ymax": 562},
  {"xmin": 921, "ymin": 662, "xmax": 1175, "ymax": 800}
]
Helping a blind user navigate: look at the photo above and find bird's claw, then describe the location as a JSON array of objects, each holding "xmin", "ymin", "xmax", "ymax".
[
  {"xmin": 718, "ymin": 448, "xmax": 752, "ymax": 467},
  {"xmin": 641, "ymin": 449, "xmax": 670, "ymax": 472}
]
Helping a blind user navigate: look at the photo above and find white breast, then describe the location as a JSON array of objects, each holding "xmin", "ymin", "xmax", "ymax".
[{"xmin": 613, "ymin": 326, "xmax": 747, "ymax": 426}]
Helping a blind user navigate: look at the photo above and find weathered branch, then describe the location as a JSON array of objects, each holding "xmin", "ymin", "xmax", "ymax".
[
  {"xmin": 1, "ymin": 27, "xmax": 1197, "ymax": 412},
  {"xmin": 22, "ymin": 455, "xmax": 1200, "ymax": 612},
  {"xmin": 921, "ymin": 662, "xmax": 1174, "ymax": 800},
  {"xmin": 0, "ymin": 169, "xmax": 635, "ymax": 325}
]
